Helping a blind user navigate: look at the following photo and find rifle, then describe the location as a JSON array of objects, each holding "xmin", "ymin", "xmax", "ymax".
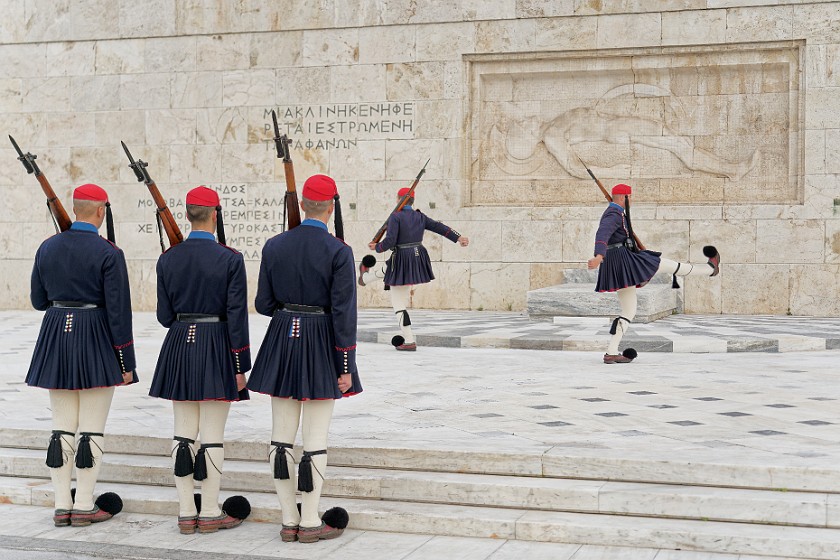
[
  {"xmin": 577, "ymin": 156, "xmax": 646, "ymax": 251},
  {"xmin": 370, "ymin": 158, "xmax": 430, "ymax": 244},
  {"xmin": 121, "ymin": 141, "xmax": 183, "ymax": 252},
  {"xmin": 9, "ymin": 135, "xmax": 72, "ymax": 232},
  {"xmin": 270, "ymin": 110, "xmax": 301, "ymax": 231}
]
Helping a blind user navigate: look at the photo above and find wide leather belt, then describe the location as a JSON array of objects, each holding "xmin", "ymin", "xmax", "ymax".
[
  {"xmin": 395, "ymin": 242, "xmax": 422, "ymax": 249},
  {"xmin": 278, "ymin": 303, "xmax": 329, "ymax": 315},
  {"xmin": 607, "ymin": 242, "xmax": 626, "ymax": 249},
  {"xmin": 176, "ymin": 313, "xmax": 223, "ymax": 323},
  {"xmin": 51, "ymin": 301, "xmax": 100, "ymax": 309}
]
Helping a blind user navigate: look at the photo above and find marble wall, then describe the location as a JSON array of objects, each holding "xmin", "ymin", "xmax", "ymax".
[{"xmin": 1, "ymin": 0, "xmax": 839, "ymax": 315}]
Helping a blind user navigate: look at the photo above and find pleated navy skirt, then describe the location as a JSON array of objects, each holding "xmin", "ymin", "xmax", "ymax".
[
  {"xmin": 596, "ymin": 247, "xmax": 662, "ymax": 293},
  {"xmin": 149, "ymin": 321, "xmax": 246, "ymax": 402},
  {"xmin": 26, "ymin": 307, "xmax": 126, "ymax": 390},
  {"xmin": 247, "ymin": 310, "xmax": 363, "ymax": 400},
  {"xmin": 384, "ymin": 245, "xmax": 435, "ymax": 286}
]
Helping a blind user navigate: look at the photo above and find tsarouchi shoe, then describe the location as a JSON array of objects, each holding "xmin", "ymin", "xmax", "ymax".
[
  {"xmin": 297, "ymin": 522, "xmax": 343, "ymax": 543},
  {"xmin": 53, "ymin": 509, "xmax": 71, "ymax": 527},
  {"xmin": 197, "ymin": 514, "xmax": 243, "ymax": 533},
  {"xmin": 280, "ymin": 524, "xmax": 299, "ymax": 542},
  {"xmin": 70, "ymin": 506, "xmax": 113, "ymax": 527},
  {"xmin": 395, "ymin": 342, "xmax": 417, "ymax": 352},
  {"xmin": 603, "ymin": 353, "xmax": 633, "ymax": 364},
  {"xmin": 178, "ymin": 515, "xmax": 198, "ymax": 535}
]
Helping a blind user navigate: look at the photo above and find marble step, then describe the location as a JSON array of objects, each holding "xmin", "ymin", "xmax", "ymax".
[
  {"xmin": 0, "ymin": 447, "xmax": 837, "ymax": 528},
  {"xmin": 526, "ymin": 283, "xmax": 679, "ymax": 323},
  {"xmin": 4, "ymin": 476, "xmax": 840, "ymax": 559},
  {"xmin": 3, "ymin": 427, "xmax": 840, "ymax": 493}
]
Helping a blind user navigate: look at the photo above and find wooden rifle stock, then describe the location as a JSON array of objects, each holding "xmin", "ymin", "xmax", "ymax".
[
  {"xmin": 577, "ymin": 156, "xmax": 646, "ymax": 251},
  {"xmin": 371, "ymin": 158, "xmax": 430, "ymax": 244},
  {"xmin": 270, "ymin": 110, "xmax": 301, "ymax": 230},
  {"xmin": 121, "ymin": 142, "xmax": 183, "ymax": 249},
  {"xmin": 9, "ymin": 135, "xmax": 72, "ymax": 232}
]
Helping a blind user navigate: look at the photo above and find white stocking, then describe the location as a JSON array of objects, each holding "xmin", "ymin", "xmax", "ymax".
[
  {"xmin": 197, "ymin": 401, "xmax": 230, "ymax": 518},
  {"xmin": 172, "ymin": 401, "xmax": 200, "ymax": 517},
  {"xmin": 607, "ymin": 287, "xmax": 637, "ymax": 355},
  {"xmin": 48, "ymin": 390, "xmax": 79, "ymax": 511},
  {"xmin": 658, "ymin": 257, "xmax": 711, "ymax": 277},
  {"xmin": 74, "ymin": 387, "xmax": 115, "ymax": 511},
  {"xmin": 389, "ymin": 285, "xmax": 415, "ymax": 344},
  {"xmin": 271, "ymin": 398, "xmax": 302, "ymax": 526},
  {"xmin": 300, "ymin": 399, "xmax": 334, "ymax": 528}
]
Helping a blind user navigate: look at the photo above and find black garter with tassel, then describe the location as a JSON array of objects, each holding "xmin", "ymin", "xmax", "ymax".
[
  {"xmin": 173, "ymin": 437, "xmax": 195, "ymax": 477},
  {"xmin": 75, "ymin": 432, "xmax": 103, "ymax": 469},
  {"xmin": 46, "ymin": 430, "xmax": 74, "ymax": 468},
  {"xmin": 271, "ymin": 441, "xmax": 293, "ymax": 480},
  {"xmin": 193, "ymin": 443, "xmax": 223, "ymax": 481},
  {"xmin": 298, "ymin": 449, "xmax": 327, "ymax": 493}
]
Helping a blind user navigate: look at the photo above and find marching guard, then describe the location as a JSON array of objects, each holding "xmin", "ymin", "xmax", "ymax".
[
  {"xmin": 366, "ymin": 187, "xmax": 469, "ymax": 351},
  {"xmin": 588, "ymin": 183, "xmax": 721, "ymax": 363},
  {"xmin": 148, "ymin": 186, "xmax": 252, "ymax": 534},
  {"xmin": 26, "ymin": 184, "xmax": 135, "ymax": 527},
  {"xmin": 248, "ymin": 174, "xmax": 359, "ymax": 543}
]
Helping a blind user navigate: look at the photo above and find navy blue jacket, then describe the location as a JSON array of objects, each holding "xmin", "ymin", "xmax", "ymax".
[
  {"xmin": 256, "ymin": 220, "xmax": 358, "ymax": 376},
  {"xmin": 594, "ymin": 203, "xmax": 630, "ymax": 257},
  {"xmin": 156, "ymin": 232, "xmax": 251, "ymax": 373},
  {"xmin": 30, "ymin": 222, "xmax": 136, "ymax": 372},
  {"xmin": 374, "ymin": 207, "xmax": 460, "ymax": 252}
]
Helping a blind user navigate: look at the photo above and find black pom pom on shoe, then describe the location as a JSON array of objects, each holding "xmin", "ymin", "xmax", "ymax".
[
  {"xmin": 222, "ymin": 496, "xmax": 251, "ymax": 520},
  {"xmin": 322, "ymin": 507, "xmax": 349, "ymax": 530},
  {"xmin": 622, "ymin": 348, "xmax": 638, "ymax": 361},
  {"xmin": 361, "ymin": 255, "xmax": 377, "ymax": 268},
  {"xmin": 95, "ymin": 492, "xmax": 123, "ymax": 516},
  {"xmin": 702, "ymin": 245, "xmax": 718, "ymax": 258},
  {"xmin": 391, "ymin": 335, "xmax": 405, "ymax": 347}
]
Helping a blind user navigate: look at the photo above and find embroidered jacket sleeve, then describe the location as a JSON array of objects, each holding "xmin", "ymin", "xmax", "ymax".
[
  {"xmin": 420, "ymin": 211, "xmax": 460, "ymax": 243},
  {"xmin": 593, "ymin": 208, "xmax": 624, "ymax": 257},
  {"xmin": 226, "ymin": 252, "xmax": 251, "ymax": 374},
  {"xmin": 375, "ymin": 213, "xmax": 400, "ymax": 253},
  {"xmin": 30, "ymin": 246, "xmax": 49, "ymax": 311},
  {"xmin": 255, "ymin": 243, "xmax": 278, "ymax": 316},
  {"xmin": 155, "ymin": 257, "xmax": 176, "ymax": 328},
  {"xmin": 103, "ymin": 248, "xmax": 136, "ymax": 373},
  {"xmin": 330, "ymin": 244, "xmax": 358, "ymax": 377}
]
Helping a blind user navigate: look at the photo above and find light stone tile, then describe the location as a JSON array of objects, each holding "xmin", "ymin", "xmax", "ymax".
[
  {"xmin": 20, "ymin": 77, "xmax": 73, "ymax": 113},
  {"xmin": 688, "ymin": 220, "xmax": 755, "ymax": 264},
  {"xmin": 18, "ymin": 0, "xmax": 72, "ymax": 44},
  {"xmin": 117, "ymin": 0, "xmax": 177, "ymax": 38},
  {"xmin": 655, "ymin": 552, "xmax": 738, "ymax": 560},
  {"xmin": 45, "ymin": 42, "xmax": 95, "ymax": 77},
  {"xmin": 329, "ymin": 140, "xmax": 386, "ymax": 181},
  {"xmin": 68, "ymin": 0, "xmax": 119, "ymax": 41},
  {"xmin": 720, "ymin": 264, "xmax": 789, "ymax": 315},
  {"xmin": 170, "ymin": 71, "xmax": 223, "ymax": 109},
  {"xmin": 489, "ymin": 539, "xmax": 579, "ymax": 559},
  {"xmin": 410, "ymin": 263, "xmax": 471, "ymax": 310},
  {"xmin": 276, "ymin": 66, "xmax": 332, "ymax": 104},
  {"xmin": 223, "ymin": 70, "xmax": 276, "ymax": 107},
  {"xmin": 574, "ymin": 0, "xmax": 704, "ymax": 14},
  {"xmin": 475, "ymin": 19, "xmax": 537, "ymax": 52},
  {"xmin": 789, "ymin": 264, "xmax": 840, "ymax": 317},
  {"xmin": 793, "ymin": 3, "xmax": 840, "ymax": 45},
  {"xmin": 250, "ymin": 31, "xmax": 303, "ymax": 68},
  {"xmin": 416, "ymin": 22, "xmax": 477, "ymax": 62},
  {"xmin": 71, "ymin": 75, "xmax": 121, "ymax": 112},
  {"xmin": 535, "ymin": 16, "xmax": 597, "ymax": 49},
  {"xmin": 442, "ymin": 221, "xmax": 501, "ymax": 263},
  {"xmin": 221, "ymin": 143, "xmax": 275, "ymax": 182},
  {"xmin": 516, "ymin": 0, "xmax": 575, "ymax": 18},
  {"xmin": 0, "ymin": 0, "xmax": 26, "ymax": 43},
  {"xmin": 825, "ymin": 130, "xmax": 840, "ymax": 174},
  {"xmin": 404, "ymin": 535, "xmax": 505, "ymax": 560},
  {"xmin": 196, "ymin": 34, "xmax": 251, "ymax": 71},
  {"xmin": 320, "ymin": 530, "xmax": 431, "ymax": 560},
  {"xmin": 470, "ymin": 262, "xmax": 530, "ymax": 311},
  {"xmin": 725, "ymin": 6, "xmax": 794, "ymax": 42},
  {"xmin": 302, "ymin": 28, "xmax": 360, "ymax": 67},
  {"xmin": 755, "ymin": 219, "xmax": 823, "ymax": 264},
  {"xmin": 501, "ymin": 220, "xmax": 562, "ymax": 263},
  {"xmin": 120, "ymin": 73, "xmax": 171, "ymax": 110},
  {"xmin": 359, "ymin": 25, "xmax": 416, "ymax": 64},
  {"xmin": 44, "ymin": 113, "xmax": 96, "ymax": 149},
  {"xmin": 571, "ymin": 545, "xmax": 657, "ymax": 559},
  {"xmin": 415, "ymin": 99, "xmax": 461, "ymax": 139},
  {"xmin": 144, "ymin": 37, "xmax": 196, "ymax": 73},
  {"xmin": 169, "ymin": 144, "xmax": 223, "ymax": 184},
  {"xmin": 145, "ymin": 109, "xmax": 197, "ymax": 145},
  {"xmin": 805, "ymin": 129, "xmax": 826, "ymax": 175},
  {"xmin": 94, "ymin": 39, "xmax": 146, "ymax": 75},
  {"xmin": 0, "ymin": 79, "xmax": 23, "ymax": 113},
  {"xmin": 825, "ymin": 221, "xmax": 840, "ymax": 264},
  {"xmin": 330, "ymin": 64, "xmax": 387, "ymax": 102},
  {"xmin": 596, "ymin": 13, "xmax": 661, "ymax": 49},
  {"xmin": 68, "ymin": 147, "xmax": 121, "ymax": 183},
  {"xmin": 386, "ymin": 62, "xmax": 445, "ymax": 101},
  {"xmin": 196, "ymin": 107, "xmax": 248, "ymax": 145},
  {"xmin": 661, "ymin": 9, "xmax": 726, "ymax": 46},
  {"xmin": 0, "ymin": 44, "xmax": 47, "ymax": 79}
]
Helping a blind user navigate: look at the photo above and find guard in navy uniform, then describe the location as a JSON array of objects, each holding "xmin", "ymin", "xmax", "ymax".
[
  {"xmin": 248, "ymin": 174, "xmax": 361, "ymax": 544},
  {"xmin": 149, "ymin": 186, "xmax": 251, "ymax": 535},
  {"xmin": 367, "ymin": 187, "xmax": 469, "ymax": 351},
  {"xmin": 26, "ymin": 183, "xmax": 136, "ymax": 528},
  {"xmin": 588, "ymin": 183, "xmax": 721, "ymax": 364}
]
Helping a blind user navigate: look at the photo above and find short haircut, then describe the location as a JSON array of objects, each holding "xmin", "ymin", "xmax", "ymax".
[
  {"xmin": 402, "ymin": 197, "xmax": 415, "ymax": 207},
  {"xmin": 186, "ymin": 204, "xmax": 214, "ymax": 223},
  {"xmin": 73, "ymin": 199, "xmax": 104, "ymax": 219},
  {"xmin": 301, "ymin": 197, "xmax": 333, "ymax": 215}
]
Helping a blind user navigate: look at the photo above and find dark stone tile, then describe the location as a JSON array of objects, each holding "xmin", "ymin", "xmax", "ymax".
[
  {"xmin": 798, "ymin": 420, "xmax": 834, "ymax": 426},
  {"xmin": 530, "ymin": 405, "xmax": 559, "ymax": 410},
  {"xmin": 510, "ymin": 337, "xmax": 566, "ymax": 351},
  {"xmin": 719, "ymin": 412, "xmax": 751, "ymax": 417},
  {"xmin": 765, "ymin": 404, "xmax": 795, "ymax": 408},
  {"xmin": 581, "ymin": 398, "xmax": 609, "ymax": 402},
  {"xmin": 523, "ymin": 392, "xmax": 549, "ymax": 396},
  {"xmin": 668, "ymin": 420, "xmax": 703, "ymax": 426},
  {"xmin": 628, "ymin": 391, "xmax": 657, "ymax": 395},
  {"xmin": 694, "ymin": 397, "xmax": 723, "ymax": 401},
  {"xmin": 648, "ymin": 404, "xmax": 678, "ymax": 409},
  {"xmin": 616, "ymin": 430, "xmax": 649, "ymax": 436},
  {"xmin": 808, "ymin": 397, "xmax": 837, "ymax": 401},
  {"xmin": 539, "ymin": 421, "xmax": 573, "ymax": 427},
  {"xmin": 596, "ymin": 412, "xmax": 628, "ymax": 417},
  {"xmin": 415, "ymin": 334, "xmax": 461, "ymax": 348},
  {"xmin": 750, "ymin": 430, "xmax": 787, "ymax": 436},
  {"xmin": 472, "ymin": 413, "xmax": 502, "ymax": 418}
]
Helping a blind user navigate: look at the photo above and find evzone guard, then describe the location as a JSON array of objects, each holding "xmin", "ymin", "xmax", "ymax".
[
  {"xmin": 588, "ymin": 183, "xmax": 721, "ymax": 363},
  {"xmin": 26, "ymin": 184, "xmax": 135, "ymax": 527},
  {"xmin": 364, "ymin": 187, "xmax": 469, "ymax": 351},
  {"xmin": 247, "ymin": 174, "xmax": 359, "ymax": 543},
  {"xmin": 148, "ymin": 187, "xmax": 252, "ymax": 534}
]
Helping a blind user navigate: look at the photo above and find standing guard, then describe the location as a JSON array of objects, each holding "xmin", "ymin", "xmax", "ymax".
[
  {"xmin": 248, "ymin": 174, "xmax": 359, "ymax": 544},
  {"xmin": 367, "ymin": 187, "xmax": 469, "ymax": 351},
  {"xmin": 27, "ymin": 184, "xmax": 135, "ymax": 527},
  {"xmin": 148, "ymin": 186, "xmax": 252, "ymax": 534},
  {"xmin": 588, "ymin": 183, "xmax": 721, "ymax": 363}
]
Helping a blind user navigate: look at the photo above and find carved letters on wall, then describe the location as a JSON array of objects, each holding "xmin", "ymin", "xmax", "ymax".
[{"xmin": 465, "ymin": 42, "xmax": 804, "ymax": 206}]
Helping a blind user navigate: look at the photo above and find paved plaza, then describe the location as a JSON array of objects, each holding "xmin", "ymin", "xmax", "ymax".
[{"xmin": 1, "ymin": 310, "xmax": 839, "ymax": 559}]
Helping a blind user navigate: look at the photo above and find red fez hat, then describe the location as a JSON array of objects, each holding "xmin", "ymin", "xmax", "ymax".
[
  {"xmin": 73, "ymin": 183, "xmax": 108, "ymax": 202},
  {"xmin": 302, "ymin": 174, "xmax": 338, "ymax": 201},
  {"xmin": 611, "ymin": 183, "xmax": 632, "ymax": 195},
  {"xmin": 186, "ymin": 186, "xmax": 220, "ymax": 207},
  {"xmin": 397, "ymin": 187, "xmax": 412, "ymax": 197}
]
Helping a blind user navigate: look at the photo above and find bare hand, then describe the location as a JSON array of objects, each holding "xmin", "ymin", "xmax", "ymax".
[
  {"xmin": 587, "ymin": 255, "xmax": 603, "ymax": 270},
  {"xmin": 368, "ymin": 242, "xmax": 376, "ymax": 250},
  {"xmin": 337, "ymin": 373, "xmax": 352, "ymax": 393},
  {"xmin": 236, "ymin": 374, "xmax": 247, "ymax": 392},
  {"xmin": 458, "ymin": 236, "xmax": 469, "ymax": 247},
  {"xmin": 122, "ymin": 371, "xmax": 134, "ymax": 385}
]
